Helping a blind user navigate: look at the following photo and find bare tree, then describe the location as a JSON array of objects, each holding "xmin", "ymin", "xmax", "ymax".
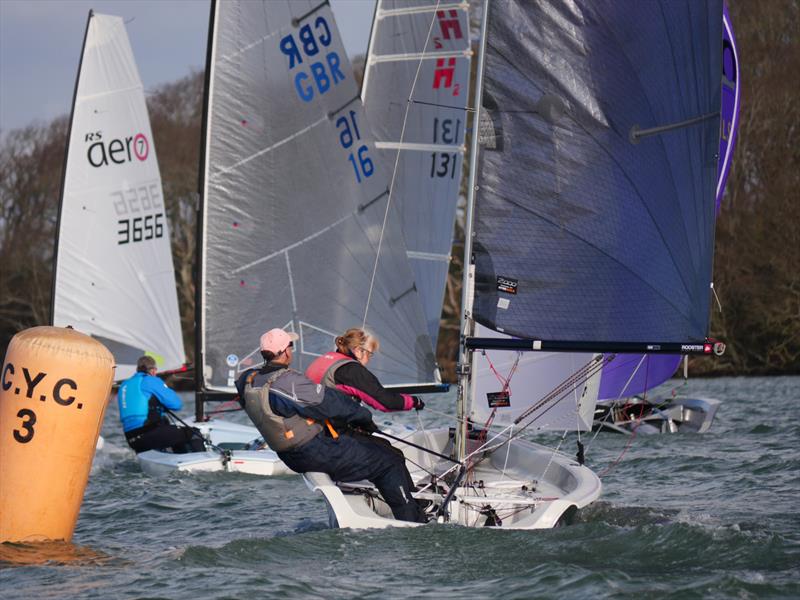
[{"xmin": 0, "ymin": 118, "xmax": 66, "ymax": 351}]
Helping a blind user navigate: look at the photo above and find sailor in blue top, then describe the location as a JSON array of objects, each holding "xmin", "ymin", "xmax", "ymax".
[{"xmin": 118, "ymin": 356, "xmax": 204, "ymax": 454}]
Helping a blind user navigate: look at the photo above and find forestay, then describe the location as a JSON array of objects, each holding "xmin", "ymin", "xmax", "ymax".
[
  {"xmin": 472, "ymin": 0, "xmax": 722, "ymax": 346},
  {"xmin": 52, "ymin": 12, "xmax": 185, "ymax": 380},
  {"xmin": 199, "ymin": 1, "xmax": 437, "ymax": 392},
  {"xmin": 362, "ymin": 1, "xmax": 471, "ymax": 346}
]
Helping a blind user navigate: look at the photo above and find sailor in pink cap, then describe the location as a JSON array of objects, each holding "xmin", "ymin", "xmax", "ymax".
[{"xmin": 235, "ymin": 328, "xmax": 425, "ymax": 523}]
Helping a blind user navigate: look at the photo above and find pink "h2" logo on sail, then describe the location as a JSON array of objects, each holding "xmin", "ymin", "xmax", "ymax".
[
  {"xmin": 433, "ymin": 58, "xmax": 456, "ymax": 89},
  {"xmin": 437, "ymin": 10, "xmax": 463, "ymax": 39}
]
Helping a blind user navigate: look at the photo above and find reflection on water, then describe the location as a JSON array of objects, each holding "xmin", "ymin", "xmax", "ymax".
[{"xmin": 0, "ymin": 540, "xmax": 111, "ymax": 567}]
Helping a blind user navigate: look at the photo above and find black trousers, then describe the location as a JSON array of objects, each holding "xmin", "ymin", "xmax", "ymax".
[
  {"xmin": 280, "ymin": 432, "xmax": 425, "ymax": 523},
  {"xmin": 125, "ymin": 422, "xmax": 205, "ymax": 454}
]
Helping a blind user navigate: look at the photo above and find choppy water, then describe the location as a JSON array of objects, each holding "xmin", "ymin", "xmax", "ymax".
[{"xmin": 2, "ymin": 376, "xmax": 799, "ymax": 598}]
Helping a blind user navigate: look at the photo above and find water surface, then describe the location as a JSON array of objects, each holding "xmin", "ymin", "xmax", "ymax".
[{"xmin": 2, "ymin": 376, "xmax": 798, "ymax": 598}]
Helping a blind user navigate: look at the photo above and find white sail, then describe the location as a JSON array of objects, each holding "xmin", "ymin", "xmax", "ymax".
[
  {"xmin": 199, "ymin": 1, "xmax": 437, "ymax": 392},
  {"xmin": 52, "ymin": 12, "xmax": 185, "ymax": 380},
  {"xmin": 362, "ymin": 1, "xmax": 472, "ymax": 347}
]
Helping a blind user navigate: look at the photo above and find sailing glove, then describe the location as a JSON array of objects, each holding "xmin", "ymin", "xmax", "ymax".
[{"xmin": 412, "ymin": 397, "xmax": 425, "ymax": 411}]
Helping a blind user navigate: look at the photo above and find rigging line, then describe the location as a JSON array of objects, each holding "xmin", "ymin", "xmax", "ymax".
[
  {"xmin": 470, "ymin": 358, "xmax": 606, "ymax": 460},
  {"xmin": 499, "ymin": 423, "xmax": 513, "ymax": 481},
  {"xmin": 540, "ymin": 430, "xmax": 568, "ymax": 483},
  {"xmin": 424, "ymin": 406, "xmax": 464, "ymax": 422},
  {"xmin": 711, "ymin": 281, "xmax": 723, "ymax": 313},
  {"xmin": 415, "ymin": 407, "xmax": 428, "ymax": 439},
  {"xmin": 285, "ymin": 252, "xmax": 298, "ymax": 312},
  {"xmin": 612, "ymin": 354, "xmax": 647, "ymax": 401},
  {"xmin": 597, "ymin": 409, "xmax": 641, "ymax": 478},
  {"xmin": 358, "ymin": 189, "xmax": 389, "ymax": 213},
  {"xmin": 361, "ymin": 0, "xmax": 443, "ymax": 327},
  {"xmin": 514, "ymin": 357, "xmax": 602, "ymax": 425}
]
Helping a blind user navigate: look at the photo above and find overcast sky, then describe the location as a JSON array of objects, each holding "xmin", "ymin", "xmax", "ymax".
[{"xmin": 0, "ymin": 0, "xmax": 376, "ymax": 133}]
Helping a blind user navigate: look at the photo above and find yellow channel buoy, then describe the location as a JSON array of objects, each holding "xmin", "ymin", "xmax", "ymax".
[{"xmin": 0, "ymin": 326, "xmax": 114, "ymax": 543}]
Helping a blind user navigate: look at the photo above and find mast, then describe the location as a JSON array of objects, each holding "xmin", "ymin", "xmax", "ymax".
[
  {"xmin": 50, "ymin": 10, "xmax": 93, "ymax": 325},
  {"xmin": 456, "ymin": 0, "xmax": 490, "ymax": 462},
  {"xmin": 194, "ymin": 0, "xmax": 218, "ymax": 421},
  {"xmin": 359, "ymin": 0, "xmax": 380, "ymax": 98}
]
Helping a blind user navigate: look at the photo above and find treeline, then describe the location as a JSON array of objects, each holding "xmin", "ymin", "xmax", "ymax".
[{"xmin": 0, "ymin": 1, "xmax": 797, "ymax": 378}]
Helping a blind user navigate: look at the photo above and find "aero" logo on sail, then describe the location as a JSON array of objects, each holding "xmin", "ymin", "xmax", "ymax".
[{"xmin": 84, "ymin": 131, "xmax": 150, "ymax": 168}]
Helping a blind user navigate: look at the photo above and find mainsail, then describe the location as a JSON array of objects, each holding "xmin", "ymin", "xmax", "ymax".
[
  {"xmin": 470, "ymin": 0, "xmax": 722, "ymax": 348},
  {"xmin": 461, "ymin": 0, "xmax": 722, "ymax": 451},
  {"xmin": 362, "ymin": 1, "xmax": 471, "ymax": 347},
  {"xmin": 52, "ymin": 12, "xmax": 185, "ymax": 380},
  {"xmin": 198, "ymin": 0, "xmax": 437, "ymax": 393}
]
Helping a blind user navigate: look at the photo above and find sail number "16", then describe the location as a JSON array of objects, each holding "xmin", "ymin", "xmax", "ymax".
[{"xmin": 337, "ymin": 110, "xmax": 374, "ymax": 184}]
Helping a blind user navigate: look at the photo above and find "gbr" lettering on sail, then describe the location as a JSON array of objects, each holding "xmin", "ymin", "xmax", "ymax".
[{"xmin": 279, "ymin": 16, "xmax": 345, "ymax": 103}]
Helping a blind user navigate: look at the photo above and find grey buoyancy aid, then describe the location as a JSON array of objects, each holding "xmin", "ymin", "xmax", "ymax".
[
  {"xmin": 241, "ymin": 368, "xmax": 323, "ymax": 453},
  {"xmin": 305, "ymin": 352, "xmax": 357, "ymax": 387}
]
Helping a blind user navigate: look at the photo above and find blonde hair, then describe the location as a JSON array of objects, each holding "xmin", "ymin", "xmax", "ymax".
[{"xmin": 335, "ymin": 328, "xmax": 379, "ymax": 355}]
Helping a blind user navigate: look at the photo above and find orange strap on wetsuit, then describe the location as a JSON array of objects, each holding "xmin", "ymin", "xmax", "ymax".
[{"xmin": 324, "ymin": 419, "xmax": 339, "ymax": 439}]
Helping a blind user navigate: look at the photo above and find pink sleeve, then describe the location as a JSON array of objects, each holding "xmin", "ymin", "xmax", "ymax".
[
  {"xmin": 335, "ymin": 384, "xmax": 415, "ymax": 412},
  {"xmin": 335, "ymin": 384, "xmax": 392, "ymax": 412},
  {"xmin": 400, "ymin": 394, "xmax": 415, "ymax": 411}
]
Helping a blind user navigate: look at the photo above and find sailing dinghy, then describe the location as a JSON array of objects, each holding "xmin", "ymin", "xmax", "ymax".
[
  {"xmin": 306, "ymin": 0, "xmax": 724, "ymax": 529},
  {"xmin": 52, "ymin": 11, "xmax": 186, "ymax": 381},
  {"xmin": 140, "ymin": 0, "xmax": 441, "ymax": 475},
  {"xmin": 51, "ymin": 11, "xmax": 205, "ymax": 455}
]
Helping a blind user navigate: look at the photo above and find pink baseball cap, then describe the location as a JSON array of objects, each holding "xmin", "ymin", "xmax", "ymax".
[{"xmin": 259, "ymin": 328, "xmax": 299, "ymax": 354}]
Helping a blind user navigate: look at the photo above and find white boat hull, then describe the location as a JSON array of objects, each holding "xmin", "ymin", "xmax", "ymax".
[
  {"xmin": 136, "ymin": 417, "xmax": 293, "ymax": 477},
  {"xmin": 593, "ymin": 396, "xmax": 721, "ymax": 435},
  {"xmin": 138, "ymin": 448, "xmax": 293, "ymax": 477},
  {"xmin": 304, "ymin": 427, "xmax": 601, "ymax": 530}
]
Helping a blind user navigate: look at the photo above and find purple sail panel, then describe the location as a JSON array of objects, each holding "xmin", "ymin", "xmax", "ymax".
[
  {"xmin": 598, "ymin": 355, "xmax": 682, "ymax": 401},
  {"xmin": 716, "ymin": 3, "xmax": 741, "ymax": 212},
  {"xmin": 599, "ymin": 6, "xmax": 739, "ymax": 400}
]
